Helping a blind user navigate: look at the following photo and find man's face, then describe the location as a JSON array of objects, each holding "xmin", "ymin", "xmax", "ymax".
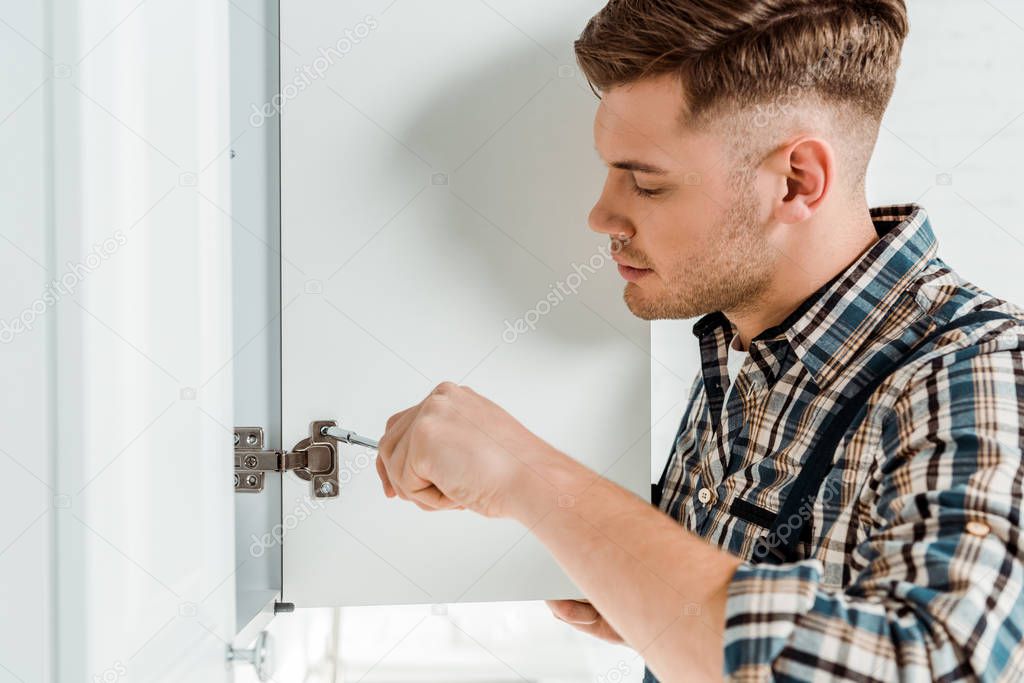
[{"xmin": 590, "ymin": 75, "xmax": 778, "ymax": 320}]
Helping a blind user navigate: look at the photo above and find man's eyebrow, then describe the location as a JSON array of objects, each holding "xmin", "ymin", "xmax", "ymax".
[
  {"xmin": 593, "ymin": 146, "xmax": 670, "ymax": 175},
  {"xmin": 608, "ymin": 160, "xmax": 670, "ymax": 175}
]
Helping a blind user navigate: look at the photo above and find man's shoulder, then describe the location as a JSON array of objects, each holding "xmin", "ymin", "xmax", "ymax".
[
  {"xmin": 887, "ymin": 259, "xmax": 1024, "ymax": 396},
  {"xmin": 908, "ymin": 258, "xmax": 1024, "ymax": 344}
]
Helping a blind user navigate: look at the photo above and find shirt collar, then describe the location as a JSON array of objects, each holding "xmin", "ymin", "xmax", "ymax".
[{"xmin": 692, "ymin": 204, "xmax": 938, "ymax": 390}]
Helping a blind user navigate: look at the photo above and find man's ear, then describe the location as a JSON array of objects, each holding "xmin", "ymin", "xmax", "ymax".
[{"xmin": 767, "ymin": 136, "xmax": 834, "ymax": 225}]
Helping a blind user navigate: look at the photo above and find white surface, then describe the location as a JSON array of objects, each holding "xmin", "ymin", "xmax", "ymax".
[
  {"xmin": 237, "ymin": 603, "xmax": 643, "ymax": 683},
  {"xmin": 278, "ymin": 0, "xmax": 650, "ymax": 607},
  {"xmin": 335, "ymin": 602, "xmax": 642, "ymax": 683},
  {"xmin": 1, "ymin": 1, "xmax": 238, "ymax": 680}
]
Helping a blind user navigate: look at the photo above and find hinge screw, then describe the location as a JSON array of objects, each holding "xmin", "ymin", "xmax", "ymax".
[
  {"xmin": 246, "ymin": 474, "xmax": 259, "ymax": 487},
  {"xmin": 233, "ymin": 474, "xmax": 239, "ymax": 487},
  {"xmin": 246, "ymin": 433, "xmax": 259, "ymax": 447},
  {"xmin": 234, "ymin": 433, "xmax": 240, "ymax": 446},
  {"xmin": 318, "ymin": 481, "xmax": 334, "ymax": 496},
  {"xmin": 244, "ymin": 454, "xmax": 259, "ymax": 469}
]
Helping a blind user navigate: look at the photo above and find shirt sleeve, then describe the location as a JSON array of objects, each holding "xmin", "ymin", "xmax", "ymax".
[{"xmin": 722, "ymin": 342, "xmax": 1024, "ymax": 682}]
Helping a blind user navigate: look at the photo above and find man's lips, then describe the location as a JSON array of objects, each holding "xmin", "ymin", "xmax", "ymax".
[{"xmin": 613, "ymin": 255, "xmax": 653, "ymax": 282}]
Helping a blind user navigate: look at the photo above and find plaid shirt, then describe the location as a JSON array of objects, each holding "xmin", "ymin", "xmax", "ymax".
[{"xmin": 657, "ymin": 204, "xmax": 1024, "ymax": 681}]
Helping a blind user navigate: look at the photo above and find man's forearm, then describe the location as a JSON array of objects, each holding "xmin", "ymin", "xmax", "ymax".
[{"xmin": 511, "ymin": 447, "xmax": 741, "ymax": 682}]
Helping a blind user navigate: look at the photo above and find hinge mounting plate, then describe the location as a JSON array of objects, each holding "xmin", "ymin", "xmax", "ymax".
[{"xmin": 234, "ymin": 420, "xmax": 340, "ymax": 498}]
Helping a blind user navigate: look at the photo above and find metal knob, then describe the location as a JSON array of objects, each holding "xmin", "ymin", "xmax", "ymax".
[{"xmin": 227, "ymin": 631, "xmax": 273, "ymax": 681}]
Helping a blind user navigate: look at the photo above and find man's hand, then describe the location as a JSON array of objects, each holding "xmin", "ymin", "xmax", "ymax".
[
  {"xmin": 376, "ymin": 381, "xmax": 738, "ymax": 679},
  {"xmin": 376, "ymin": 382, "xmax": 567, "ymax": 521},
  {"xmin": 546, "ymin": 599, "xmax": 624, "ymax": 644}
]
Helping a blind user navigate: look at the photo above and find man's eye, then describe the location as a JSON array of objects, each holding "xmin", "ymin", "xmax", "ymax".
[{"xmin": 631, "ymin": 182, "xmax": 661, "ymax": 198}]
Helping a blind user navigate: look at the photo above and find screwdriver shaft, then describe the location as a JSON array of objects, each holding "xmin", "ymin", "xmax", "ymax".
[{"xmin": 322, "ymin": 425, "xmax": 380, "ymax": 450}]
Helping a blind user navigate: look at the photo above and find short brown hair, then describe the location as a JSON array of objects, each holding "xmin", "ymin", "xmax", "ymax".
[{"xmin": 575, "ymin": 0, "xmax": 909, "ymax": 128}]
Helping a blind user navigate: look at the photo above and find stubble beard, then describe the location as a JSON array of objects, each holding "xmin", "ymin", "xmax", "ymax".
[{"xmin": 622, "ymin": 187, "xmax": 775, "ymax": 321}]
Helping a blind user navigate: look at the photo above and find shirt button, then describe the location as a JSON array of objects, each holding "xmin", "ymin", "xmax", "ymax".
[
  {"xmin": 966, "ymin": 520, "xmax": 990, "ymax": 537},
  {"xmin": 697, "ymin": 487, "xmax": 713, "ymax": 505}
]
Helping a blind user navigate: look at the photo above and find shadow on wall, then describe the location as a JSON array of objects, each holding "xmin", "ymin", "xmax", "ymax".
[{"xmin": 386, "ymin": 35, "xmax": 645, "ymax": 350}]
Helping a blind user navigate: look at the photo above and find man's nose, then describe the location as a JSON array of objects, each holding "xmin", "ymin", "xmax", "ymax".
[{"xmin": 588, "ymin": 197, "xmax": 634, "ymax": 241}]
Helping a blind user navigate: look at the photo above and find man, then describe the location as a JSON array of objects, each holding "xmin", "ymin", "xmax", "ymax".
[{"xmin": 375, "ymin": 1, "xmax": 1024, "ymax": 680}]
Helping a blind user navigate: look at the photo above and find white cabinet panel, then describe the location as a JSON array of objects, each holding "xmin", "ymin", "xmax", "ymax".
[
  {"xmin": 230, "ymin": 0, "xmax": 285, "ymax": 640},
  {"xmin": 279, "ymin": 0, "xmax": 650, "ymax": 606}
]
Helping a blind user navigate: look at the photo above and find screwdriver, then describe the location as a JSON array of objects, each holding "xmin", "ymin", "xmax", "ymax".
[{"xmin": 320, "ymin": 425, "xmax": 380, "ymax": 450}]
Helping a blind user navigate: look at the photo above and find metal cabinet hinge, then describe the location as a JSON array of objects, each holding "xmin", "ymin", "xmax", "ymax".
[{"xmin": 234, "ymin": 420, "xmax": 340, "ymax": 498}]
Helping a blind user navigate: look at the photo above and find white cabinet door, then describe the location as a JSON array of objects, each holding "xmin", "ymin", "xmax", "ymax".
[{"xmin": 279, "ymin": 0, "xmax": 651, "ymax": 607}]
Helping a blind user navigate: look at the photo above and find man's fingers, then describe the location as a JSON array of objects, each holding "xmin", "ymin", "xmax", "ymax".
[
  {"xmin": 379, "ymin": 408, "xmax": 421, "ymax": 501},
  {"xmin": 545, "ymin": 600, "xmax": 623, "ymax": 644},
  {"xmin": 411, "ymin": 483, "xmax": 460, "ymax": 510},
  {"xmin": 379, "ymin": 406, "xmax": 417, "ymax": 457},
  {"xmin": 385, "ymin": 404, "xmax": 418, "ymax": 431},
  {"xmin": 378, "ymin": 392, "xmax": 470, "ymax": 512},
  {"xmin": 546, "ymin": 599, "xmax": 599, "ymax": 624},
  {"xmin": 375, "ymin": 454, "xmax": 395, "ymax": 497},
  {"xmin": 380, "ymin": 412, "xmax": 446, "ymax": 506},
  {"xmin": 382, "ymin": 463, "xmax": 460, "ymax": 511},
  {"xmin": 565, "ymin": 617, "xmax": 624, "ymax": 644}
]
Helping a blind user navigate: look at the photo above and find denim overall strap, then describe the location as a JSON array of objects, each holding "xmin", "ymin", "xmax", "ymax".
[
  {"xmin": 642, "ymin": 310, "xmax": 1015, "ymax": 681},
  {"xmin": 750, "ymin": 310, "xmax": 1014, "ymax": 565}
]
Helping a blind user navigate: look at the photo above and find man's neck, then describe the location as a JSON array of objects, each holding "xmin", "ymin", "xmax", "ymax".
[{"xmin": 726, "ymin": 204, "xmax": 879, "ymax": 350}]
